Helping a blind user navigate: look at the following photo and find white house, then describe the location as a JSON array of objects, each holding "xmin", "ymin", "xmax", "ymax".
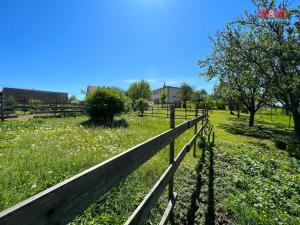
[{"xmin": 151, "ymin": 84, "xmax": 181, "ymax": 105}]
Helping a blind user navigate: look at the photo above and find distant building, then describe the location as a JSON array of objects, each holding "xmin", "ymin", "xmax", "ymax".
[
  {"xmin": 86, "ymin": 85, "xmax": 98, "ymax": 94},
  {"xmin": 151, "ymin": 84, "xmax": 181, "ymax": 105},
  {"xmin": 2, "ymin": 87, "xmax": 68, "ymax": 104}
]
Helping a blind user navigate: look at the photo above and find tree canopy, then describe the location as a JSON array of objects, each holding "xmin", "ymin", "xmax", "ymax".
[
  {"xmin": 192, "ymin": 89, "xmax": 207, "ymax": 108},
  {"xmin": 199, "ymin": 0, "xmax": 299, "ymax": 132},
  {"xmin": 127, "ymin": 80, "xmax": 151, "ymax": 102},
  {"xmin": 180, "ymin": 82, "xmax": 193, "ymax": 108}
]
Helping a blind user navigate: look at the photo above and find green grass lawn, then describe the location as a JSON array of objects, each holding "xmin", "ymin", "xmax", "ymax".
[
  {"xmin": 257, "ymin": 108, "xmax": 294, "ymax": 128},
  {"xmin": 193, "ymin": 110, "xmax": 300, "ymax": 225},
  {"xmin": 0, "ymin": 114, "xmax": 198, "ymax": 224},
  {"xmin": 1, "ymin": 110, "xmax": 299, "ymax": 225}
]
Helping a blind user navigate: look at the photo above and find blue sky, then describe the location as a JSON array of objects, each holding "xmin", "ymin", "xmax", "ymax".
[{"xmin": 0, "ymin": 0, "xmax": 256, "ymax": 100}]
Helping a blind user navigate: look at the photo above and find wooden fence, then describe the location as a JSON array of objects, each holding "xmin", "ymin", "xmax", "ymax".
[
  {"xmin": 0, "ymin": 94, "xmax": 85, "ymax": 120},
  {"xmin": 139, "ymin": 107, "xmax": 198, "ymax": 119},
  {"xmin": 0, "ymin": 106, "xmax": 209, "ymax": 225},
  {"xmin": 16, "ymin": 103, "xmax": 85, "ymax": 115}
]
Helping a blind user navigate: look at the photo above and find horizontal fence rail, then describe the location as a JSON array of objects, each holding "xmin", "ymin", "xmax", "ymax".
[
  {"xmin": 125, "ymin": 121, "xmax": 208, "ymax": 225},
  {"xmin": 139, "ymin": 107, "xmax": 201, "ymax": 119},
  {"xmin": 0, "ymin": 96, "xmax": 85, "ymax": 120},
  {"xmin": 0, "ymin": 106, "xmax": 208, "ymax": 225}
]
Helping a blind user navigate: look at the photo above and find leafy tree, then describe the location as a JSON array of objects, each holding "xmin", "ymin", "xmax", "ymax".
[
  {"xmin": 180, "ymin": 82, "xmax": 193, "ymax": 108},
  {"xmin": 160, "ymin": 90, "xmax": 167, "ymax": 108},
  {"xmin": 234, "ymin": 0, "xmax": 300, "ymax": 137},
  {"xmin": 5, "ymin": 95, "xmax": 17, "ymax": 114},
  {"xmin": 85, "ymin": 87, "xmax": 127, "ymax": 121},
  {"xmin": 127, "ymin": 80, "xmax": 151, "ymax": 103},
  {"xmin": 214, "ymin": 82, "xmax": 241, "ymax": 117},
  {"xmin": 192, "ymin": 89, "xmax": 207, "ymax": 108},
  {"xmin": 69, "ymin": 95, "xmax": 78, "ymax": 104},
  {"xmin": 199, "ymin": 18, "xmax": 273, "ymax": 127},
  {"xmin": 136, "ymin": 98, "xmax": 149, "ymax": 116},
  {"xmin": 204, "ymin": 95, "xmax": 215, "ymax": 109},
  {"xmin": 28, "ymin": 98, "xmax": 41, "ymax": 106}
]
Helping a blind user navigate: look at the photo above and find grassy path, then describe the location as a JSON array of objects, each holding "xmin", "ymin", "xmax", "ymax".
[{"xmin": 178, "ymin": 110, "xmax": 300, "ymax": 225}]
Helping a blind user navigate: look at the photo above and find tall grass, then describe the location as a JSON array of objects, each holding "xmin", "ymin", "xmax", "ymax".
[{"xmin": 0, "ymin": 114, "xmax": 198, "ymax": 224}]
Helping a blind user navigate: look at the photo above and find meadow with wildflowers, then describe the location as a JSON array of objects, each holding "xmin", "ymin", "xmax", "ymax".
[
  {"xmin": 1, "ymin": 111, "xmax": 299, "ymax": 224},
  {"xmin": 0, "ymin": 114, "xmax": 198, "ymax": 224}
]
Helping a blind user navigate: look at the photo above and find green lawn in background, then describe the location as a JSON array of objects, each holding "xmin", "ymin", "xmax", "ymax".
[{"xmin": 196, "ymin": 110, "xmax": 300, "ymax": 225}]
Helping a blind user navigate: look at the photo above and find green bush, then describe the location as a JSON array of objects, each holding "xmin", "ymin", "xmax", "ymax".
[
  {"xmin": 85, "ymin": 87, "xmax": 128, "ymax": 121},
  {"xmin": 136, "ymin": 98, "xmax": 149, "ymax": 116}
]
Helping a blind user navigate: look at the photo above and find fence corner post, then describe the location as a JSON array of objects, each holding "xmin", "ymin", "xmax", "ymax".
[
  {"xmin": 168, "ymin": 104, "xmax": 175, "ymax": 223},
  {"xmin": 193, "ymin": 107, "xmax": 198, "ymax": 157}
]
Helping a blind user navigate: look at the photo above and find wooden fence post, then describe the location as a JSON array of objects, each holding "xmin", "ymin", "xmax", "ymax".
[
  {"xmin": 152, "ymin": 107, "xmax": 154, "ymax": 117},
  {"xmin": 193, "ymin": 107, "xmax": 198, "ymax": 157},
  {"xmin": 168, "ymin": 104, "xmax": 175, "ymax": 222},
  {"xmin": 23, "ymin": 96, "xmax": 26, "ymax": 114},
  {"xmin": 55, "ymin": 99, "xmax": 58, "ymax": 116},
  {"xmin": 185, "ymin": 108, "xmax": 187, "ymax": 119},
  {"xmin": 1, "ymin": 92, "xmax": 4, "ymax": 121},
  {"xmin": 167, "ymin": 107, "xmax": 169, "ymax": 118}
]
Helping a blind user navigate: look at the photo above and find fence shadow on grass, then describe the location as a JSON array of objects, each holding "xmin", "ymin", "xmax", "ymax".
[
  {"xmin": 218, "ymin": 115, "xmax": 300, "ymax": 159},
  {"xmin": 80, "ymin": 118, "xmax": 129, "ymax": 128},
  {"xmin": 205, "ymin": 139, "xmax": 215, "ymax": 225},
  {"xmin": 186, "ymin": 136, "xmax": 207, "ymax": 225},
  {"xmin": 186, "ymin": 129, "xmax": 216, "ymax": 225}
]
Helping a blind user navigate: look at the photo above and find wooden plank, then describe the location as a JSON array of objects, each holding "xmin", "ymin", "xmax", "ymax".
[
  {"xmin": 187, "ymin": 120, "xmax": 208, "ymax": 152},
  {"xmin": 169, "ymin": 104, "xmax": 175, "ymax": 206},
  {"xmin": 159, "ymin": 192, "xmax": 177, "ymax": 225},
  {"xmin": 0, "ymin": 114, "xmax": 205, "ymax": 225},
  {"xmin": 143, "ymin": 112, "xmax": 166, "ymax": 116},
  {"xmin": 30, "ymin": 110, "xmax": 84, "ymax": 114},
  {"xmin": 125, "ymin": 144, "xmax": 189, "ymax": 225},
  {"xmin": 4, "ymin": 115, "xmax": 18, "ymax": 119}
]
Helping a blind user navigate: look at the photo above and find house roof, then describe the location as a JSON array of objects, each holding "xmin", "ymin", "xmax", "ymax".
[
  {"xmin": 151, "ymin": 86, "xmax": 180, "ymax": 92},
  {"xmin": 87, "ymin": 85, "xmax": 98, "ymax": 93}
]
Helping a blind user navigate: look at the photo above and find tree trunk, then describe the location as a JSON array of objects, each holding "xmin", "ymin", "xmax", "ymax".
[
  {"xmin": 237, "ymin": 108, "xmax": 240, "ymax": 118},
  {"xmin": 249, "ymin": 111, "xmax": 255, "ymax": 127},
  {"xmin": 291, "ymin": 108, "xmax": 300, "ymax": 138}
]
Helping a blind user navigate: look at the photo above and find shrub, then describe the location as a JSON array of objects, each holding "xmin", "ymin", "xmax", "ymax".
[
  {"xmin": 5, "ymin": 95, "xmax": 17, "ymax": 114},
  {"xmin": 123, "ymin": 96, "xmax": 133, "ymax": 113},
  {"xmin": 85, "ymin": 87, "xmax": 128, "ymax": 121},
  {"xmin": 136, "ymin": 98, "xmax": 149, "ymax": 116}
]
